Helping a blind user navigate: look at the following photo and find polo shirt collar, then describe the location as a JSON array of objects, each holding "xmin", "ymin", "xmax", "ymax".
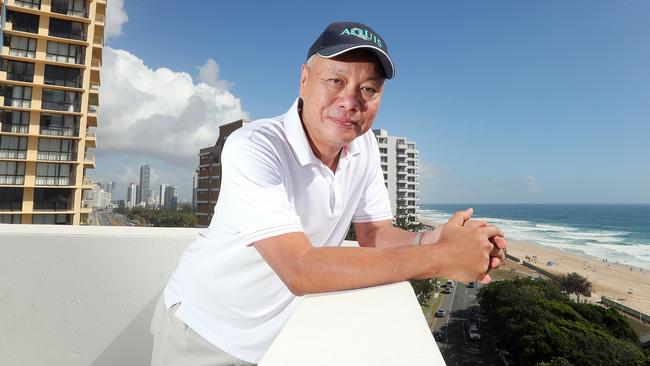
[{"xmin": 284, "ymin": 98, "xmax": 363, "ymax": 167}]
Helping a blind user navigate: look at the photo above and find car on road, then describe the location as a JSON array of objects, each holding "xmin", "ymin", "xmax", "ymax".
[
  {"xmin": 443, "ymin": 286, "xmax": 452, "ymax": 294},
  {"xmin": 468, "ymin": 323, "xmax": 481, "ymax": 340},
  {"xmin": 432, "ymin": 330, "xmax": 444, "ymax": 341},
  {"xmin": 446, "ymin": 280, "xmax": 454, "ymax": 288},
  {"xmin": 467, "ymin": 282, "xmax": 475, "ymax": 288},
  {"xmin": 435, "ymin": 309, "xmax": 448, "ymax": 317}
]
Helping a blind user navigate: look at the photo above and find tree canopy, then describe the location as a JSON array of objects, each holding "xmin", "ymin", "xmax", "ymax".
[{"xmin": 477, "ymin": 278, "xmax": 648, "ymax": 366}]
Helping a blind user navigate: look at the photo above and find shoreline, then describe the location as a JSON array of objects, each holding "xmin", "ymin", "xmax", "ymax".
[{"xmin": 420, "ymin": 218, "xmax": 650, "ymax": 315}]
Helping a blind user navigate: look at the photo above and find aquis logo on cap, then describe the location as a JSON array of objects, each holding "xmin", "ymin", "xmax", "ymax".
[{"xmin": 340, "ymin": 27, "xmax": 383, "ymax": 48}]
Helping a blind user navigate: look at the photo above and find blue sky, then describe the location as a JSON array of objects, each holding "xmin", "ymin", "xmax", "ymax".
[{"xmin": 95, "ymin": 0, "xmax": 650, "ymax": 204}]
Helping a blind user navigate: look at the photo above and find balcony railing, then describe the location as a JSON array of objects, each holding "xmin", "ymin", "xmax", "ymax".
[
  {"xmin": 96, "ymin": 14, "xmax": 105, "ymax": 24},
  {"xmin": 90, "ymin": 82, "xmax": 100, "ymax": 91},
  {"xmin": 12, "ymin": 0, "xmax": 41, "ymax": 10},
  {"xmin": 93, "ymin": 37, "xmax": 103, "ymax": 46},
  {"xmin": 34, "ymin": 176, "xmax": 72, "ymax": 186},
  {"xmin": 84, "ymin": 154, "xmax": 96, "ymax": 162},
  {"xmin": 8, "ymin": 48, "xmax": 37, "ymax": 59},
  {"xmin": 82, "ymin": 199, "xmax": 92, "ymax": 208},
  {"xmin": 88, "ymin": 104, "xmax": 99, "ymax": 114},
  {"xmin": 91, "ymin": 58, "xmax": 101, "ymax": 68},
  {"xmin": 0, "ymin": 150, "xmax": 27, "ymax": 159},
  {"xmin": 82, "ymin": 176, "xmax": 93, "ymax": 185},
  {"xmin": 0, "ymin": 175, "xmax": 25, "ymax": 185},
  {"xmin": 4, "ymin": 99, "xmax": 31, "ymax": 108},
  {"xmin": 85, "ymin": 128, "xmax": 96, "ymax": 138},
  {"xmin": 0, "ymin": 123, "xmax": 29, "ymax": 134},
  {"xmin": 37, "ymin": 151, "xmax": 76, "ymax": 161}
]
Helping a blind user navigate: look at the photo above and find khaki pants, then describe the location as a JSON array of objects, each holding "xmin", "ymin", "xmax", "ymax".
[{"xmin": 150, "ymin": 295, "xmax": 256, "ymax": 366}]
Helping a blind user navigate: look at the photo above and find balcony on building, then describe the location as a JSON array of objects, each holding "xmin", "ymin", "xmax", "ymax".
[
  {"xmin": 0, "ymin": 186, "xmax": 23, "ymax": 210},
  {"xmin": 10, "ymin": 0, "xmax": 42, "ymax": 10},
  {"xmin": 3, "ymin": 34, "xmax": 38, "ymax": 59},
  {"xmin": 50, "ymin": 0, "xmax": 89, "ymax": 19},
  {"xmin": 85, "ymin": 127, "xmax": 96, "ymax": 148},
  {"xmin": 0, "ymin": 161, "xmax": 25, "ymax": 185},
  {"xmin": 39, "ymin": 113, "xmax": 80, "ymax": 137},
  {"xmin": 41, "ymin": 88, "xmax": 82, "ymax": 112},
  {"xmin": 32, "ymin": 187, "xmax": 74, "ymax": 211},
  {"xmin": 1, "ymin": 110, "xmax": 30, "ymax": 134},
  {"xmin": 1, "ymin": 226, "xmax": 444, "ymax": 365},
  {"xmin": 48, "ymin": 17, "xmax": 87, "ymax": 41},
  {"xmin": 5, "ymin": 10, "xmax": 40, "ymax": 34},
  {"xmin": 83, "ymin": 153, "xmax": 95, "ymax": 168},
  {"xmin": 46, "ymin": 40, "xmax": 86, "ymax": 65},
  {"xmin": 0, "ymin": 135, "xmax": 28, "ymax": 159}
]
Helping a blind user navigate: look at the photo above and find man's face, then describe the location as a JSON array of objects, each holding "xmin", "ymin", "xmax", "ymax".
[{"xmin": 299, "ymin": 51, "xmax": 385, "ymax": 157}]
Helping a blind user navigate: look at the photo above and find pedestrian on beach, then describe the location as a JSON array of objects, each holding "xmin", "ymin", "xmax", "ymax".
[{"xmin": 150, "ymin": 21, "xmax": 507, "ymax": 365}]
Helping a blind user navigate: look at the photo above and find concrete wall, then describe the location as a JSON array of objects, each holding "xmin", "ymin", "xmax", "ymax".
[{"xmin": 0, "ymin": 225, "xmax": 198, "ymax": 366}]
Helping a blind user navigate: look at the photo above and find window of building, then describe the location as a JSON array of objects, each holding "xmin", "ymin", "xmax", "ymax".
[
  {"xmin": 37, "ymin": 138, "xmax": 77, "ymax": 161},
  {"xmin": 4, "ymin": 35, "xmax": 37, "ymax": 58},
  {"xmin": 377, "ymin": 137, "xmax": 387, "ymax": 144},
  {"xmin": 14, "ymin": 0, "xmax": 41, "ymax": 9},
  {"xmin": 44, "ymin": 65, "xmax": 83, "ymax": 88},
  {"xmin": 46, "ymin": 41, "xmax": 85, "ymax": 64},
  {"xmin": 35, "ymin": 163, "xmax": 74, "ymax": 186},
  {"xmin": 40, "ymin": 113, "xmax": 79, "ymax": 137},
  {"xmin": 1, "ymin": 84, "xmax": 32, "ymax": 108},
  {"xmin": 6, "ymin": 11, "xmax": 39, "ymax": 33},
  {"xmin": 41, "ymin": 89, "xmax": 81, "ymax": 112},
  {"xmin": 32, "ymin": 213, "xmax": 71, "ymax": 224},
  {"xmin": 0, "ymin": 161, "xmax": 26, "ymax": 185},
  {"xmin": 48, "ymin": 18, "xmax": 86, "ymax": 41},
  {"xmin": 0, "ymin": 136, "xmax": 28, "ymax": 159},
  {"xmin": 1, "ymin": 59, "xmax": 35, "ymax": 82},
  {"xmin": 33, "ymin": 188, "xmax": 73, "ymax": 211},
  {"xmin": 380, "ymin": 156, "xmax": 388, "ymax": 163},
  {"xmin": 381, "ymin": 164, "xmax": 387, "ymax": 172},
  {"xmin": 0, "ymin": 214, "xmax": 22, "ymax": 224},
  {"xmin": 1, "ymin": 110, "xmax": 30, "ymax": 134},
  {"xmin": 379, "ymin": 148, "xmax": 388, "ymax": 154},
  {"xmin": 51, "ymin": 0, "xmax": 88, "ymax": 18},
  {"xmin": 0, "ymin": 187, "xmax": 23, "ymax": 211}
]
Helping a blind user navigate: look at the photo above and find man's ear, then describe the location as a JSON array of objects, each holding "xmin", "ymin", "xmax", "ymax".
[{"xmin": 299, "ymin": 64, "xmax": 309, "ymax": 99}]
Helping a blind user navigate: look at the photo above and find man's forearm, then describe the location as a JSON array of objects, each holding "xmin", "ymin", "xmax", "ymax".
[{"xmin": 358, "ymin": 223, "xmax": 441, "ymax": 248}]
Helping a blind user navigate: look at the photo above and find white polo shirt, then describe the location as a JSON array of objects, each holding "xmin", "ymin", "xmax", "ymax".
[{"xmin": 164, "ymin": 98, "xmax": 393, "ymax": 363}]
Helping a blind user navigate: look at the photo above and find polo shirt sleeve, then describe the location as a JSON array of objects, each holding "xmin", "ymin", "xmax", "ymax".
[
  {"xmin": 352, "ymin": 136, "xmax": 394, "ymax": 223},
  {"xmin": 219, "ymin": 130, "xmax": 303, "ymax": 246}
]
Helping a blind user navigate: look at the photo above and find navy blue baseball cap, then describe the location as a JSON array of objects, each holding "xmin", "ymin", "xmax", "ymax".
[{"xmin": 307, "ymin": 21, "xmax": 395, "ymax": 79}]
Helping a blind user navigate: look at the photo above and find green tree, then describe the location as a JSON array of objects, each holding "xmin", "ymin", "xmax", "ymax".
[{"xmin": 557, "ymin": 272, "xmax": 592, "ymax": 303}]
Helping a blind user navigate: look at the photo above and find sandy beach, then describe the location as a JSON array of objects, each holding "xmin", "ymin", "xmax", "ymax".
[{"xmin": 420, "ymin": 218, "xmax": 650, "ymax": 315}]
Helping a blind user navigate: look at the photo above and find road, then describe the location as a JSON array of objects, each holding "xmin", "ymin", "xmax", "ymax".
[
  {"xmin": 432, "ymin": 282, "xmax": 498, "ymax": 366},
  {"xmin": 89, "ymin": 210, "xmax": 133, "ymax": 226}
]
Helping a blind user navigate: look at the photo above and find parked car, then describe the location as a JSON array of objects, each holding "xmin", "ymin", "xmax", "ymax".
[
  {"xmin": 446, "ymin": 280, "xmax": 454, "ymax": 288},
  {"xmin": 467, "ymin": 282, "xmax": 475, "ymax": 288},
  {"xmin": 435, "ymin": 309, "xmax": 448, "ymax": 317},
  {"xmin": 468, "ymin": 323, "xmax": 481, "ymax": 340},
  {"xmin": 443, "ymin": 287, "xmax": 452, "ymax": 294},
  {"xmin": 432, "ymin": 330, "xmax": 444, "ymax": 341}
]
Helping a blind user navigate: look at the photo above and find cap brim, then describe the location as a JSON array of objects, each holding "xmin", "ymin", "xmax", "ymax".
[{"xmin": 317, "ymin": 44, "xmax": 395, "ymax": 79}]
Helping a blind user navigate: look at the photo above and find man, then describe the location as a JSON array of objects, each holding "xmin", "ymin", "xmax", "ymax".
[{"xmin": 151, "ymin": 21, "xmax": 506, "ymax": 365}]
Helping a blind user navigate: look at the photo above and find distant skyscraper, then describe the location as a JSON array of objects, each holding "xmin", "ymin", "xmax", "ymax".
[
  {"xmin": 106, "ymin": 181, "xmax": 115, "ymax": 195},
  {"xmin": 159, "ymin": 184, "xmax": 169, "ymax": 208},
  {"xmin": 127, "ymin": 183, "xmax": 138, "ymax": 208},
  {"xmin": 138, "ymin": 164, "xmax": 151, "ymax": 206},
  {"xmin": 373, "ymin": 129, "xmax": 420, "ymax": 224},
  {"xmin": 163, "ymin": 185, "xmax": 178, "ymax": 210}
]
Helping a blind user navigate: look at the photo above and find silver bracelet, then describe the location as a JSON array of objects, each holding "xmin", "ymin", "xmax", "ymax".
[{"xmin": 413, "ymin": 231, "xmax": 424, "ymax": 246}]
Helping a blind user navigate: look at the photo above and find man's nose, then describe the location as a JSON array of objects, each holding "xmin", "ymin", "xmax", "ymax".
[{"xmin": 337, "ymin": 87, "xmax": 362, "ymax": 111}]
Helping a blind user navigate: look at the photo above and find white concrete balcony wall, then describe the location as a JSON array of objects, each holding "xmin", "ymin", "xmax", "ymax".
[{"xmin": 0, "ymin": 225, "xmax": 444, "ymax": 365}]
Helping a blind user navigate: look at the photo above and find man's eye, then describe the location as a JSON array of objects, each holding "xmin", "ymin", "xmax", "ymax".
[
  {"xmin": 361, "ymin": 86, "xmax": 378, "ymax": 94},
  {"xmin": 327, "ymin": 78, "xmax": 343, "ymax": 86}
]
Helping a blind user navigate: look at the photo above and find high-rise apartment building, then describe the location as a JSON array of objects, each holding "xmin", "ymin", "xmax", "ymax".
[
  {"xmin": 126, "ymin": 182, "xmax": 136, "ymax": 208},
  {"xmin": 373, "ymin": 129, "xmax": 420, "ymax": 224},
  {"xmin": 0, "ymin": 0, "xmax": 105, "ymax": 225},
  {"xmin": 195, "ymin": 119, "xmax": 248, "ymax": 227},
  {"xmin": 163, "ymin": 185, "xmax": 177, "ymax": 211},
  {"xmin": 191, "ymin": 169, "xmax": 197, "ymax": 212},
  {"xmin": 138, "ymin": 163, "xmax": 150, "ymax": 206},
  {"xmin": 158, "ymin": 183, "xmax": 168, "ymax": 208}
]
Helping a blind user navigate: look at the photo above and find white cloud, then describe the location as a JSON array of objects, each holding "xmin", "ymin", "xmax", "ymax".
[
  {"xmin": 525, "ymin": 174, "xmax": 542, "ymax": 192},
  {"xmin": 198, "ymin": 59, "xmax": 232, "ymax": 90},
  {"xmin": 105, "ymin": 0, "xmax": 128, "ymax": 39},
  {"xmin": 92, "ymin": 48, "xmax": 248, "ymax": 200}
]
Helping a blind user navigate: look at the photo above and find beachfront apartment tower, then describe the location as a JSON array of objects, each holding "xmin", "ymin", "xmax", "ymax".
[
  {"xmin": 195, "ymin": 119, "xmax": 249, "ymax": 227},
  {"xmin": 0, "ymin": 0, "xmax": 105, "ymax": 225},
  {"xmin": 373, "ymin": 129, "xmax": 420, "ymax": 224}
]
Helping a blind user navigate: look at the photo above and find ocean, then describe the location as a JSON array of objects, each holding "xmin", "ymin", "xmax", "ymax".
[{"xmin": 419, "ymin": 204, "xmax": 650, "ymax": 270}]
